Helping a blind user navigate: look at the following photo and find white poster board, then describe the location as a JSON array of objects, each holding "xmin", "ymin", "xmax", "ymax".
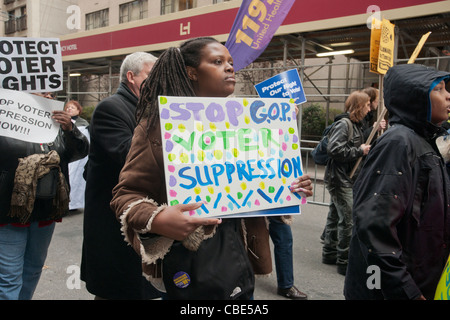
[
  {"xmin": 159, "ymin": 96, "xmax": 307, "ymax": 218},
  {"xmin": 0, "ymin": 37, "xmax": 63, "ymax": 92},
  {"xmin": 0, "ymin": 88, "xmax": 62, "ymax": 143}
]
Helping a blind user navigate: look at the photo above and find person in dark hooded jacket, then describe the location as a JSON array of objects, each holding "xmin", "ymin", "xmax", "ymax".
[{"xmin": 344, "ymin": 64, "xmax": 450, "ymax": 300}]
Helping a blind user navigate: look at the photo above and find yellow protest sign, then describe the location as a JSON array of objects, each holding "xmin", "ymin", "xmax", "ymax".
[
  {"xmin": 369, "ymin": 18, "xmax": 382, "ymax": 74},
  {"xmin": 369, "ymin": 18, "xmax": 395, "ymax": 74},
  {"xmin": 377, "ymin": 19, "xmax": 395, "ymax": 74},
  {"xmin": 434, "ymin": 255, "xmax": 450, "ymax": 300},
  {"xmin": 408, "ymin": 31, "xmax": 432, "ymax": 64}
]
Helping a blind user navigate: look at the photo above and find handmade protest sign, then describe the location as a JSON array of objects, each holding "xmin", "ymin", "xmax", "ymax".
[
  {"xmin": 0, "ymin": 88, "xmax": 62, "ymax": 143},
  {"xmin": 254, "ymin": 69, "xmax": 307, "ymax": 105},
  {"xmin": 0, "ymin": 37, "xmax": 63, "ymax": 92},
  {"xmin": 434, "ymin": 255, "xmax": 450, "ymax": 300},
  {"xmin": 159, "ymin": 96, "xmax": 305, "ymax": 218}
]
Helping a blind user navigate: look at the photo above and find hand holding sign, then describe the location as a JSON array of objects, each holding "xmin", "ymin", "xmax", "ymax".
[
  {"xmin": 150, "ymin": 202, "xmax": 222, "ymax": 241},
  {"xmin": 51, "ymin": 110, "xmax": 73, "ymax": 131},
  {"xmin": 290, "ymin": 174, "xmax": 313, "ymax": 197}
]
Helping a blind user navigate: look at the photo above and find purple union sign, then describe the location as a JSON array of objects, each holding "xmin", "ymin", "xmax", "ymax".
[{"xmin": 225, "ymin": 0, "xmax": 296, "ymax": 72}]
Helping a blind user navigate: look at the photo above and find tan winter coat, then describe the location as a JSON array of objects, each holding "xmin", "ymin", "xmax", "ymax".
[{"xmin": 110, "ymin": 119, "xmax": 290, "ymax": 290}]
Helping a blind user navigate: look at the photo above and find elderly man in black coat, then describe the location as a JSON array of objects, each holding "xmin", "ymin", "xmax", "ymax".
[{"xmin": 81, "ymin": 52, "xmax": 159, "ymax": 300}]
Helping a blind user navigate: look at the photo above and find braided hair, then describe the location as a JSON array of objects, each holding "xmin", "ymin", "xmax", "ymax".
[
  {"xmin": 136, "ymin": 47, "xmax": 195, "ymax": 128},
  {"xmin": 136, "ymin": 37, "xmax": 222, "ymax": 129}
]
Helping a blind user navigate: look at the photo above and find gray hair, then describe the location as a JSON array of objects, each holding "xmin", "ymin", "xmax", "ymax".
[{"xmin": 120, "ymin": 52, "xmax": 157, "ymax": 83}]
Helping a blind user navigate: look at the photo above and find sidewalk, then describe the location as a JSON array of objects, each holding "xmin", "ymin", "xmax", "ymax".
[{"xmin": 34, "ymin": 199, "xmax": 343, "ymax": 300}]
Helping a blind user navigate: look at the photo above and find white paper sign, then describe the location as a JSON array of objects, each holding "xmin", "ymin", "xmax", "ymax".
[
  {"xmin": 0, "ymin": 37, "xmax": 63, "ymax": 92},
  {"xmin": 159, "ymin": 96, "xmax": 307, "ymax": 218},
  {"xmin": 0, "ymin": 88, "xmax": 62, "ymax": 143}
]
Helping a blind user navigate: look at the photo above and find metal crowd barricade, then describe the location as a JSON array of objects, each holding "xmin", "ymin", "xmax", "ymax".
[{"xmin": 300, "ymin": 143, "xmax": 330, "ymax": 206}]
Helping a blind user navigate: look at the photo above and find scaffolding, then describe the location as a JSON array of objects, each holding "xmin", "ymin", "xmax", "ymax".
[
  {"xmin": 235, "ymin": 53, "xmax": 449, "ymax": 206},
  {"xmin": 61, "ymin": 41, "xmax": 450, "ymax": 123},
  {"xmin": 60, "ymin": 28, "xmax": 450, "ymax": 206},
  {"xmin": 62, "ymin": 62, "xmax": 121, "ymax": 107}
]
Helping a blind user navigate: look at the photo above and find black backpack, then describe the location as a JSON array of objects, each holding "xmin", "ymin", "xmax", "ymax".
[{"xmin": 311, "ymin": 117, "xmax": 353, "ymax": 165}]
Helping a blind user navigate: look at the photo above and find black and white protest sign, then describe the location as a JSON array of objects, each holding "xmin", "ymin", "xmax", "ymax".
[
  {"xmin": 0, "ymin": 37, "xmax": 63, "ymax": 92},
  {"xmin": 0, "ymin": 88, "xmax": 63, "ymax": 143}
]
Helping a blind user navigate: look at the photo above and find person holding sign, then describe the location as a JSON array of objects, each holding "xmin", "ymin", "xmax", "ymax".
[
  {"xmin": 111, "ymin": 37, "xmax": 312, "ymax": 299},
  {"xmin": 0, "ymin": 92, "xmax": 89, "ymax": 300},
  {"xmin": 322, "ymin": 90, "xmax": 371, "ymax": 276},
  {"xmin": 344, "ymin": 64, "xmax": 450, "ymax": 300}
]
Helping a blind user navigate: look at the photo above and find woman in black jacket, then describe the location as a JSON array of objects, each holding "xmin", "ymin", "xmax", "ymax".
[
  {"xmin": 0, "ymin": 93, "xmax": 89, "ymax": 300},
  {"xmin": 344, "ymin": 64, "xmax": 450, "ymax": 300},
  {"xmin": 322, "ymin": 90, "xmax": 371, "ymax": 275}
]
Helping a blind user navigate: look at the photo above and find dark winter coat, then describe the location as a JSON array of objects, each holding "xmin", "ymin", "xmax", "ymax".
[
  {"xmin": 81, "ymin": 82, "xmax": 159, "ymax": 299},
  {"xmin": 0, "ymin": 126, "xmax": 88, "ymax": 224},
  {"xmin": 344, "ymin": 64, "xmax": 450, "ymax": 300},
  {"xmin": 324, "ymin": 113, "xmax": 366, "ymax": 188}
]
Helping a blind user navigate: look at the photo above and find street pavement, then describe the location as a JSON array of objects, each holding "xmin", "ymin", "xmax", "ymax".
[{"xmin": 33, "ymin": 195, "xmax": 345, "ymax": 301}]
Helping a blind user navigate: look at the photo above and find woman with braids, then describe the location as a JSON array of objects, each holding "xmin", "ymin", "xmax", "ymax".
[{"xmin": 110, "ymin": 37, "xmax": 312, "ymax": 300}]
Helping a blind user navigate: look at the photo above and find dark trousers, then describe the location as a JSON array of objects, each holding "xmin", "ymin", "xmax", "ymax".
[{"xmin": 322, "ymin": 185, "xmax": 353, "ymax": 266}]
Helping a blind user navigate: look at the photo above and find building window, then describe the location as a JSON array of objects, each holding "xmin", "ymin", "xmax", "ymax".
[
  {"xmin": 4, "ymin": 10, "xmax": 15, "ymax": 34},
  {"xmin": 161, "ymin": 0, "xmax": 171, "ymax": 15},
  {"xmin": 4, "ymin": 7, "xmax": 26, "ymax": 34},
  {"xmin": 86, "ymin": 8, "xmax": 109, "ymax": 30},
  {"xmin": 119, "ymin": 0, "xmax": 148, "ymax": 24},
  {"xmin": 161, "ymin": 0, "xmax": 193, "ymax": 15},
  {"xmin": 16, "ymin": 6, "xmax": 27, "ymax": 31}
]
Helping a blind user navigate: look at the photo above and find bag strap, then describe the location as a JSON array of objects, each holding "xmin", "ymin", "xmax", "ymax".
[{"xmin": 341, "ymin": 117, "xmax": 353, "ymax": 141}]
